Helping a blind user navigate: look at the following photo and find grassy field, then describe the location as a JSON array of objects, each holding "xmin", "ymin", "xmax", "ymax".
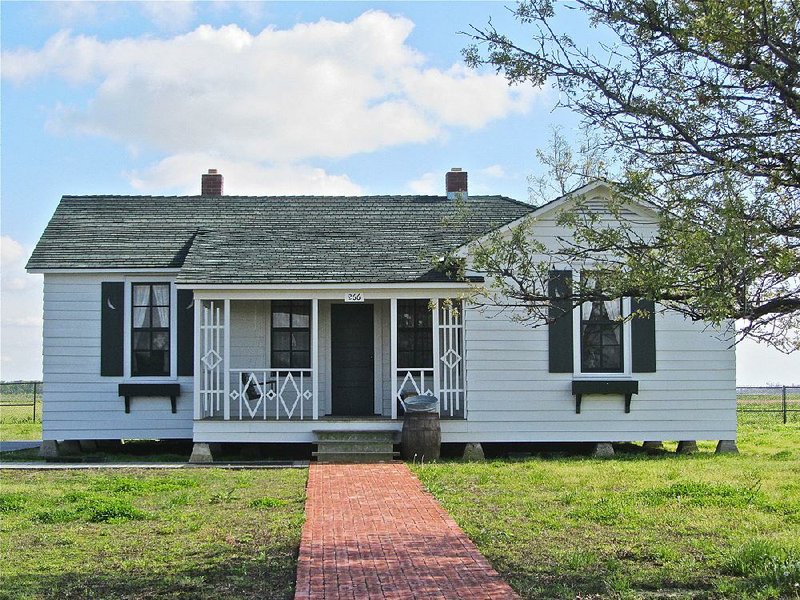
[
  {"xmin": 1, "ymin": 410, "xmax": 799, "ymax": 599},
  {"xmin": 737, "ymin": 392, "xmax": 800, "ymax": 425},
  {"xmin": 413, "ymin": 417, "xmax": 800, "ymax": 600},
  {"xmin": 0, "ymin": 468, "xmax": 307, "ymax": 599},
  {"xmin": 0, "ymin": 390, "xmax": 42, "ymax": 441}
]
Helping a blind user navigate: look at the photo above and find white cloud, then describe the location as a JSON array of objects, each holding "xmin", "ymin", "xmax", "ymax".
[
  {"xmin": 2, "ymin": 12, "xmax": 542, "ymax": 162},
  {"xmin": 127, "ymin": 153, "xmax": 363, "ymax": 196},
  {"xmin": 0, "ymin": 237, "xmax": 43, "ymax": 381},
  {"xmin": 480, "ymin": 164, "xmax": 506, "ymax": 179},
  {"xmin": 407, "ymin": 172, "xmax": 439, "ymax": 195},
  {"xmin": 402, "ymin": 65, "xmax": 536, "ymax": 129}
]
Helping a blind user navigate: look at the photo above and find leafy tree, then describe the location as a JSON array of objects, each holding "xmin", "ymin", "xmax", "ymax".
[
  {"xmin": 527, "ymin": 125, "xmax": 609, "ymax": 205},
  {"xmin": 462, "ymin": 0, "xmax": 799, "ymax": 351}
]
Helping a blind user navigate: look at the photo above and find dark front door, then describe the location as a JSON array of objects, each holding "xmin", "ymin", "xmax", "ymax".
[{"xmin": 331, "ymin": 304, "xmax": 374, "ymax": 416}]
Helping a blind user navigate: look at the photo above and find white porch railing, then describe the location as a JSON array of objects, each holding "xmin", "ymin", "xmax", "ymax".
[
  {"xmin": 394, "ymin": 368, "xmax": 435, "ymax": 403},
  {"xmin": 437, "ymin": 299, "xmax": 466, "ymax": 418},
  {"xmin": 196, "ymin": 299, "xmax": 318, "ymax": 421},
  {"xmin": 196, "ymin": 296, "xmax": 465, "ymax": 421},
  {"xmin": 229, "ymin": 369, "xmax": 313, "ymax": 420},
  {"xmin": 197, "ymin": 300, "xmax": 226, "ymax": 419},
  {"xmin": 392, "ymin": 299, "xmax": 466, "ymax": 419}
]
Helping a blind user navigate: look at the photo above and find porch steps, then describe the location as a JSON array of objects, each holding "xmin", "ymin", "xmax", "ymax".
[{"xmin": 313, "ymin": 429, "xmax": 398, "ymax": 463}]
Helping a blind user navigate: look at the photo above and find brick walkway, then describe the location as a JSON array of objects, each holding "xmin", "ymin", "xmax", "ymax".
[{"xmin": 295, "ymin": 463, "xmax": 519, "ymax": 599}]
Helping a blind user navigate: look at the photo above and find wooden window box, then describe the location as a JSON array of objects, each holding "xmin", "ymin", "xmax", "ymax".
[
  {"xmin": 571, "ymin": 380, "xmax": 638, "ymax": 414},
  {"xmin": 118, "ymin": 383, "xmax": 181, "ymax": 414}
]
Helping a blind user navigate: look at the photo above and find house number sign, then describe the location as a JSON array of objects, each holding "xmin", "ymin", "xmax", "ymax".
[{"xmin": 345, "ymin": 292, "xmax": 364, "ymax": 303}]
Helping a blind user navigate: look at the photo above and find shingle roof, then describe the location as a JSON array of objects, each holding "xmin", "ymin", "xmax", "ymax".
[{"xmin": 26, "ymin": 195, "xmax": 534, "ymax": 284}]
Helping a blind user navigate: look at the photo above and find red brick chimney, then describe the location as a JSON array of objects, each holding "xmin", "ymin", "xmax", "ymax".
[
  {"xmin": 446, "ymin": 168, "xmax": 467, "ymax": 200},
  {"xmin": 201, "ymin": 169, "xmax": 223, "ymax": 196}
]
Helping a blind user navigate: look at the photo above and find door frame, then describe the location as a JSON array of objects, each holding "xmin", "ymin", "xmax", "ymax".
[{"xmin": 330, "ymin": 302, "xmax": 376, "ymax": 416}]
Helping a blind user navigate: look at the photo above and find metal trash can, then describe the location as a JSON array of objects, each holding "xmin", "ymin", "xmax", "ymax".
[{"xmin": 401, "ymin": 394, "xmax": 441, "ymax": 461}]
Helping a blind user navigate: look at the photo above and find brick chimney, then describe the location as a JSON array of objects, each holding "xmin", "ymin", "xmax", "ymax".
[
  {"xmin": 446, "ymin": 168, "xmax": 467, "ymax": 200},
  {"xmin": 201, "ymin": 169, "xmax": 223, "ymax": 196}
]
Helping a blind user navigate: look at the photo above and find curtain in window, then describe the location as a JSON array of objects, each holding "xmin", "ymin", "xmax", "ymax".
[
  {"xmin": 585, "ymin": 300, "xmax": 621, "ymax": 343},
  {"xmin": 133, "ymin": 286, "xmax": 150, "ymax": 327},
  {"xmin": 581, "ymin": 299, "xmax": 623, "ymax": 372},
  {"xmin": 152, "ymin": 285, "xmax": 170, "ymax": 328}
]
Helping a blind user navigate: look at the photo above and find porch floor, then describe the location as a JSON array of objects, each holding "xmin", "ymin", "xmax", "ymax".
[
  {"xmin": 295, "ymin": 463, "xmax": 519, "ymax": 599},
  {"xmin": 200, "ymin": 415, "xmax": 465, "ymax": 421}
]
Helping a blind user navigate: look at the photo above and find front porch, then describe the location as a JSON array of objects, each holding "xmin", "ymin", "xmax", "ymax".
[{"xmin": 192, "ymin": 290, "xmax": 467, "ymax": 433}]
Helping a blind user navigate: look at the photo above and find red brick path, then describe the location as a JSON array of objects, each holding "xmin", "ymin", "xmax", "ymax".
[{"xmin": 295, "ymin": 463, "xmax": 519, "ymax": 599}]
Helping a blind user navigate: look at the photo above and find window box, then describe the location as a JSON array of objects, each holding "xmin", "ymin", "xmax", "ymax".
[
  {"xmin": 118, "ymin": 383, "xmax": 181, "ymax": 414},
  {"xmin": 571, "ymin": 379, "xmax": 639, "ymax": 414}
]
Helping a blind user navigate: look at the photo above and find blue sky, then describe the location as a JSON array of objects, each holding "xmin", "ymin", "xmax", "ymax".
[{"xmin": 1, "ymin": 1, "xmax": 797, "ymax": 383}]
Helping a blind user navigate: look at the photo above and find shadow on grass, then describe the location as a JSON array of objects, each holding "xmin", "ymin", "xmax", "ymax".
[
  {"xmin": 1, "ymin": 546, "xmax": 299, "ymax": 600},
  {"xmin": 0, "ymin": 440, "xmax": 315, "ymax": 463}
]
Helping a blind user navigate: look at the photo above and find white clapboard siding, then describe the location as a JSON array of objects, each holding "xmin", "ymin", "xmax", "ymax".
[
  {"xmin": 229, "ymin": 300, "xmax": 268, "ymax": 368},
  {"xmin": 461, "ymin": 305, "xmax": 736, "ymax": 442},
  {"xmin": 41, "ymin": 273, "xmax": 193, "ymax": 440},
  {"xmin": 458, "ymin": 201, "xmax": 736, "ymax": 443}
]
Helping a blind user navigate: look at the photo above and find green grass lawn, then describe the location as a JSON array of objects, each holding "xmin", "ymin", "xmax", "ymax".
[
  {"xmin": 413, "ymin": 417, "xmax": 800, "ymax": 600},
  {"xmin": 1, "ymin": 411, "xmax": 798, "ymax": 599},
  {"xmin": 0, "ymin": 468, "xmax": 307, "ymax": 599}
]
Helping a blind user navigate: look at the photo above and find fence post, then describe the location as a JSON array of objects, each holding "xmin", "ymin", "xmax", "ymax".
[
  {"xmin": 783, "ymin": 385, "xmax": 787, "ymax": 425},
  {"xmin": 33, "ymin": 382, "xmax": 37, "ymax": 422}
]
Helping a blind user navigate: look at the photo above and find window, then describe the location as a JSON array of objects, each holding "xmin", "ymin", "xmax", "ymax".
[
  {"xmin": 398, "ymin": 299, "xmax": 432, "ymax": 368},
  {"xmin": 580, "ymin": 297, "xmax": 623, "ymax": 373},
  {"xmin": 271, "ymin": 300, "xmax": 311, "ymax": 369},
  {"xmin": 132, "ymin": 283, "xmax": 171, "ymax": 376}
]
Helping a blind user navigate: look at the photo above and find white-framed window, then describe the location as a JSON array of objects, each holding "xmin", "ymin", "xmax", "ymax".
[
  {"xmin": 573, "ymin": 294, "xmax": 633, "ymax": 378},
  {"xmin": 123, "ymin": 278, "xmax": 178, "ymax": 380},
  {"xmin": 131, "ymin": 283, "xmax": 171, "ymax": 376},
  {"xmin": 271, "ymin": 300, "xmax": 311, "ymax": 369}
]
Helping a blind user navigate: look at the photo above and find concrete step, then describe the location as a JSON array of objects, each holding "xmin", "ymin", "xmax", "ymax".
[
  {"xmin": 312, "ymin": 450, "xmax": 399, "ymax": 463},
  {"xmin": 316, "ymin": 440, "xmax": 394, "ymax": 454},
  {"xmin": 313, "ymin": 430, "xmax": 396, "ymax": 443}
]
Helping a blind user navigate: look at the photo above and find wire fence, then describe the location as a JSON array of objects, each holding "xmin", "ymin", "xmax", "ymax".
[
  {"xmin": 0, "ymin": 381, "xmax": 43, "ymax": 424},
  {"xmin": 736, "ymin": 386, "xmax": 800, "ymax": 425}
]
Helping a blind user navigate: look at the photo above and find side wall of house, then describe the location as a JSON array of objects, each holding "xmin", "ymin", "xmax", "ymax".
[
  {"xmin": 447, "ymin": 305, "xmax": 736, "ymax": 443},
  {"xmin": 42, "ymin": 273, "xmax": 193, "ymax": 440},
  {"xmin": 445, "ymin": 196, "xmax": 737, "ymax": 443}
]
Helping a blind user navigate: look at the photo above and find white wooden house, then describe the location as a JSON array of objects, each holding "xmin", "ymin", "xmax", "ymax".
[{"xmin": 27, "ymin": 169, "xmax": 737, "ymax": 460}]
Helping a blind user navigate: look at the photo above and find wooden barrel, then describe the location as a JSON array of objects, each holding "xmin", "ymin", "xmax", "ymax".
[{"xmin": 401, "ymin": 412, "xmax": 441, "ymax": 461}]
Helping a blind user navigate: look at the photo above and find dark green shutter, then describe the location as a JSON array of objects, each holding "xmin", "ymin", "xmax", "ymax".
[
  {"xmin": 548, "ymin": 270, "xmax": 573, "ymax": 373},
  {"xmin": 101, "ymin": 282, "xmax": 124, "ymax": 376},
  {"xmin": 177, "ymin": 290, "xmax": 194, "ymax": 376},
  {"xmin": 631, "ymin": 298, "xmax": 656, "ymax": 372}
]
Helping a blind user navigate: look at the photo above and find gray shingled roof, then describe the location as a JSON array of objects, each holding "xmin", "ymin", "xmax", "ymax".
[{"xmin": 27, "ymin": 195, "xmax": 533, "ymax": 284}]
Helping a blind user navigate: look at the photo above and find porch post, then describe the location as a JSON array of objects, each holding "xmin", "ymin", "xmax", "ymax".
[
  {"xmin": 223, "ymin": 299, "xmax": 231, "ymax": 421},
  {"xmin": 193, "ymin": 297, "xmax": 202, "ymax": 420},
  {"xmin": 431, "ymin": 297, "xmax": 441, "ymax": 404},
  {"xmin": 390, "ymin": 298, "xmax": 398, "ymax": 419},
  {"xmin": 312, "ymin": 298, "xmax": 319, "ymax": 420}
]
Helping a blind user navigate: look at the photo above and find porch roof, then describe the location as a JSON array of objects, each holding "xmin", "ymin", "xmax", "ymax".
[{"xmin": 27, "ymin": 194, "xmax": 534, "ymax": 283}]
